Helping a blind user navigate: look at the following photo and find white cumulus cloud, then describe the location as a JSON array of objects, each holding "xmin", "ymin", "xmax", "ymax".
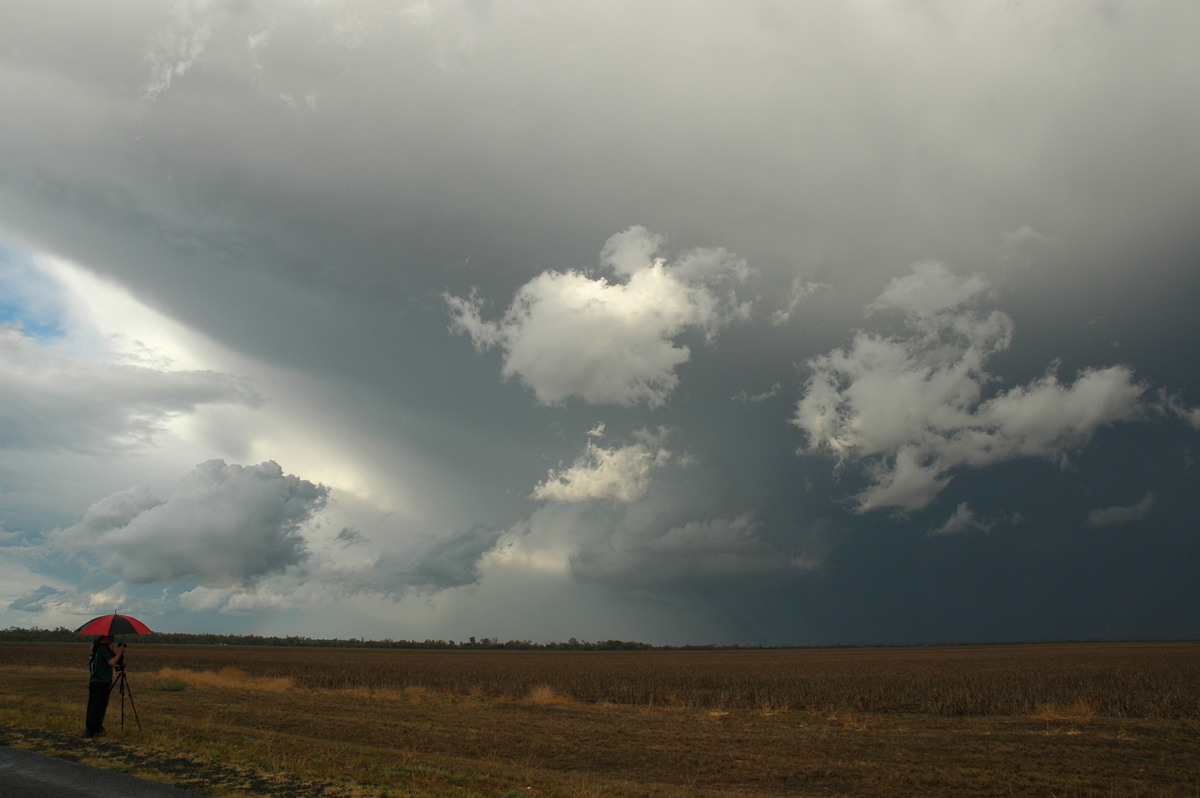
[
  {"xmin": 532, "ymin": 427, "xmax": 673, "ymax": 504},
  {"xmin": 447, "ymin": 226, "xmax": 751, "ymax": 407},
  {"xmin": 794, "ymin": 263, "xmax": 1147, "ymax": 512}
]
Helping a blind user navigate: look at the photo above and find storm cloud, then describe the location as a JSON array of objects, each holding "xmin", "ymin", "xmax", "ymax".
[{"xmin": 0, "ymin": 1, "xmax": 1197, "ymax": 644}]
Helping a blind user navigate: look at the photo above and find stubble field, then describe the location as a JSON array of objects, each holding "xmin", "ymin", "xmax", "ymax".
[{"xmin": 1, "ymin": 642, "xmax": 1198, "ymax": 796}]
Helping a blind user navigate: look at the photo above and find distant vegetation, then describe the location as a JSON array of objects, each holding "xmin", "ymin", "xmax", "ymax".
[
  {"xmin": 1, "ymin": 626, "xmax": 661, "ymax": 650},
  {"xmin": 6, "ymin": 626, "xmax": 1189, "ymax": 650}
]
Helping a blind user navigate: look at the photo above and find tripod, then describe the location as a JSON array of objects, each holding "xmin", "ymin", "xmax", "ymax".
[{"xmin": 112, "ymin": 664, "xmax": 141, "ymax": 731}]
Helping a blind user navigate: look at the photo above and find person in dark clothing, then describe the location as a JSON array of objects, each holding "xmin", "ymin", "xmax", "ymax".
[{"xmin": 85, "ymin": 634, "xmax": 125, "ymax": 737}]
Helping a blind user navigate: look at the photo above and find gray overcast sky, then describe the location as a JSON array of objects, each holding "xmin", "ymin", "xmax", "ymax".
[{"xmin": 2, "ymin": 0, "xmax": 1198, "ymax": 645}]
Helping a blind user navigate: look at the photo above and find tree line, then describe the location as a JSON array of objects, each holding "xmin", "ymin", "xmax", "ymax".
[{"xmin": 0, "ymin": 626, "xmax": 674, "ymax": 650}]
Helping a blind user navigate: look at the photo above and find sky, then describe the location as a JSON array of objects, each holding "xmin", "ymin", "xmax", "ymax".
[{"xmin": 1, "ymin": 1, "xmax": 1198, "ymax": 646}]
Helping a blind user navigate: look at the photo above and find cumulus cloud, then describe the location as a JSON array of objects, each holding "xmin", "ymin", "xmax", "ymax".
[
  {"xmin": 532, "ymin": 427, "xmax": 673, "ymax": 504},
  {"xmin": 794, "ymin": 263, "xmax": 1147, "ymax": 511},
  {"xmin": 869, "ymin": 261, "xmax": 995, "ymax": 319},
  {"xmin": 495, "ymin": 471, "xmax": 812, "ymax": 599},
  {"xmin": 1087, "ymin": 491, "xmax": 1155, "ymax": 528},
  {"xmin": 2, "ymin": 578, "xmax": 142, "ymax": 621},
  {"xmin": 0, "ymin": 325, "xmax": 259, "ymax": 454},
  {"xmin": 8, "ymin": 584, "xmax": 70, "ymax": 613},
  {"xmin": 733, "ymin": 382, "xmax": 781, "ymax": 403},
  {"xmin": 998, "ymin": 226, "xmax": 1056, "ymax": 274},
  {"xmin": 47, "ymin": 460, "xmax": 326, "ymax": 586},
  {"xmin": 771, "ymin": 276, "xmax": 824, "ymax": 326},
  {"xmin": 929, "ymin": 502, "xmax": 994, "ymax": 537},
  {"xmin": 349, "ymin": 525, "xmax": 504, "ymax": 599},
  {"xmin": 222, "ymin": 586, "xmax": 295, "ymax": 613},
  {"xmin": 178, "ymin": 585, "xmax": 227, "ymax": 613},
  {"xmin": 447, "ymin": 226, "xmax": 751, "ymax": 407},
  {"xmin": 1162, "ymin": 393, "xmax": 1200, "ymax": 430},
  {"xmin": 176, "ymin": 573, "xmax": 323, "ymax": 615}
]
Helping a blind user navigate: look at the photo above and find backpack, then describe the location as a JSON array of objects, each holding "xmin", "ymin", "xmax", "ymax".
[{"xmin": 88, "ymin": 645, "xmax": 105, "ymax": 679}]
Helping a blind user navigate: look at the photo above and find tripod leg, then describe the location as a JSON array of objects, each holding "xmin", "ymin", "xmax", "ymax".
[
  {"xmin": 121, "ymin": 672, "xmax": 142, "ymax": 731},
  {"xmin": 115, "ymin": 672, "xmax": 125, "ymax": 730}
]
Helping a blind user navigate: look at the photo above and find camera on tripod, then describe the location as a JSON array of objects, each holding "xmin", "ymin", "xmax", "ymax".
[{"xmin": 110, "ymin": 644, "xmax": 140, "ymax": 731}]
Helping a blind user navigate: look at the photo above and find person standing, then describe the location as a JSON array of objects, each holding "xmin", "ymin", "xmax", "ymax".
[{"xmin": 85, "ymin": 634, "xmax": 125, "ymax": 738}]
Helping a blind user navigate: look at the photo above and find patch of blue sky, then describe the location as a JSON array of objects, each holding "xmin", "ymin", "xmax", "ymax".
[{"xmin": 0, "ymin": 244, "xmax": 67, "ymax": 341}]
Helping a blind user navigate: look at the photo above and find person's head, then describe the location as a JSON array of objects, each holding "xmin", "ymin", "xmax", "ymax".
[{"xmin": 97, "ymin": 634, "xmax": 113, "ymax": 646}]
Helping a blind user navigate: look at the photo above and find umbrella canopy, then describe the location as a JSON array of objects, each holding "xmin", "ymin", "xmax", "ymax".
[{"xmin": 74, "ymin": 614, "xmax": 154, "ymax": 636}]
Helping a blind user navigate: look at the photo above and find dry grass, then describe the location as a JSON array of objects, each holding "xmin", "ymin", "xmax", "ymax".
[
  {"xmin": 404, "ymin": 685, "xmax": 446, "ymax": 704},
  {"xmin": 524, "ymin": 684, "xmax": 573, "ymax": 705},
  {"xmin": 152, "ymin": 666, "xmax": 293, "ymax": 692},
  {"xmin": 1032, "ymin": 698, "xmax": 1099, "ymax": 723}
]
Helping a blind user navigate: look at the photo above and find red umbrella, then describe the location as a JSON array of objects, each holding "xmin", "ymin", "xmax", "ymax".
[{"xmin": 74, "ymin": 614, "xmax": 154, "ymax": 636}]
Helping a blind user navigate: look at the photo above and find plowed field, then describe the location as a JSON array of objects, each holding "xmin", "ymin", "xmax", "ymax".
[{"xmin": 2, "ymin": 642, "xmax": 1198, "ymax": 796}]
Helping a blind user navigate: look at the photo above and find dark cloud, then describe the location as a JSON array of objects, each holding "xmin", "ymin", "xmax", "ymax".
[
  {"xmin": 353, "ymin": 525, "xmax": 505, "ymax": 599},
  {"xmin": 571, "ymin": 513, "xmax": 810, "ymax": 587},
  {"xmin": 8, "ymin": 584, "xmax": 67, "ymax": 613},
  {"xmin": 47, "ymin": 460, "xmax": 325, "ymax": 587},
  {"xmin": 1087, "ymin": 491, "xmax": 1155, "ymax": 528},
  {"xmin": 335, "ymin": 527, "xmax": 368, "ymax": 548}
]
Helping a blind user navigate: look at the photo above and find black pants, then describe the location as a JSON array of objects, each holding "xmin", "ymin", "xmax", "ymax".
[{"xmin": 85, "ymin": 680, "xmax": 112, "ymax": 734}]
